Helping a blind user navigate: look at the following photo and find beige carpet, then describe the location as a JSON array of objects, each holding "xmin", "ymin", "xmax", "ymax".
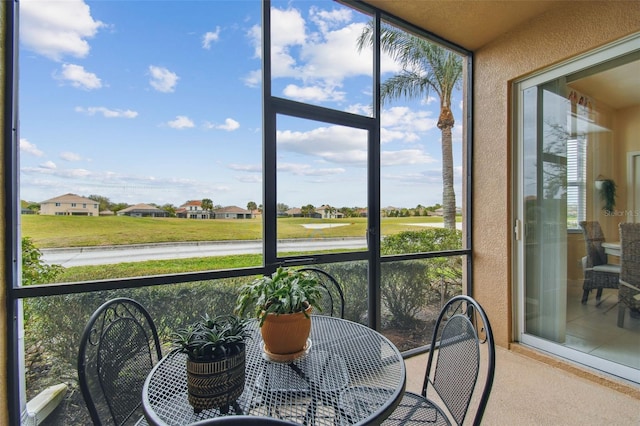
[{"xmin": 404, "ymin": 346, "xmax": 640, "ymax": 425}]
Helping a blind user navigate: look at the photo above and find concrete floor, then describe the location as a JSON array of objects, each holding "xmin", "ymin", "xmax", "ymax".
[{"xmin": 404, "ymin": 346, "xmax": 640, "ymax": 425}]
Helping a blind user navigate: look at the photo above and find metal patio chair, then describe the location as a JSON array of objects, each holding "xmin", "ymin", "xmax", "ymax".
[
  {"xmin": 78, "ymin": 298, "xmax": 162, "ymax": 425},
  {"xmin": 298, "ymin": 267, "xmax": 346, "ymax": 318},
  {"xmin": 341, "ymin": 295, "xmax": 495, "ymax": 426}
]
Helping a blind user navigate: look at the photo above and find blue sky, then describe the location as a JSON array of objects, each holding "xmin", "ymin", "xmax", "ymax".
[{"xmin": 18, "ymin": 0, "xmax": 464, "ymax": 210}]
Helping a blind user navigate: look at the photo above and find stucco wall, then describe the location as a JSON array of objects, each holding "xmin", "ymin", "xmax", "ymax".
[
  {"xmin": 616, "ymin": 105, "xmax": 640, "ymax": 221},
  {"xmin": 473, "ymin": 1, "xmax": 640, "ymax": 347}
]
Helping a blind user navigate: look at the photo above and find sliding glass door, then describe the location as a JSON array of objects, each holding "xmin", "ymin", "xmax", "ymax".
[{"xmin": 515, "ymin": 35, "xmax": 640, "ymax": 384}]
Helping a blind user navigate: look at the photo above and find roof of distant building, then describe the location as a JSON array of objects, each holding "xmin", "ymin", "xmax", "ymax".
[
  {"xmin": 40, "ymin": 193, "xmax": 97, "ymax": 204},
  {"xmin": 119, "ymin": 203, "xmax": 164, "ymax": 212},
  {"xmin": 214, "ymin": 205, "xmax": 251, "ymax": 214}
]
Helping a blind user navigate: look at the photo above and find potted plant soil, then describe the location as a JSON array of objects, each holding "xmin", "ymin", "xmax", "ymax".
[
  {"xmin": 171, "ymin": 314, "xmax": 251, "ymax": 413},
  {"xmin": 235, "ymin": 267, "xmax": 323, "ymax": 361}
]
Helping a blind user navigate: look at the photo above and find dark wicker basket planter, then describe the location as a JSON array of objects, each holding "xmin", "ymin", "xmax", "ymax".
[{"xmin": 186, "ymin": 348, "xmax": 246, "ymax": 413}]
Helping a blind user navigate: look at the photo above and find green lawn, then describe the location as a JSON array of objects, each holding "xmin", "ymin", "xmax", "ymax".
[{"xmin": 22, "ymin": 214, "xmax": 451, "ymax": 248}]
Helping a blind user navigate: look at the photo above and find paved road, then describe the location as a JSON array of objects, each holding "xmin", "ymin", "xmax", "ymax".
[{"xmin": 41, "ymin": 238, "xmax": 367, "ymax": 267}]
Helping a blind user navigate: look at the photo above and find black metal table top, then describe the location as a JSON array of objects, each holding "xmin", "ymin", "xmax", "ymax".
[{"xmin": 143, "ymin": 316, "xmax": 406, "ymax": 426}]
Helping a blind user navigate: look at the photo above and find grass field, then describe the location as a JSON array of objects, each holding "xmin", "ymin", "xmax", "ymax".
[
  {"xmin": 21, "ymin": 214, "xmax": 449, "ymax": 248},
  {"xmin": 22, "ymin": 214, "xmax": 454, "ymax": 281}
]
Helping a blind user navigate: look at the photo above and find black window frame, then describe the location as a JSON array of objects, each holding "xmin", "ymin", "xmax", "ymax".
[{"xmin": 3, "ymin": 1, "xmax": 473, "ymax": 423}]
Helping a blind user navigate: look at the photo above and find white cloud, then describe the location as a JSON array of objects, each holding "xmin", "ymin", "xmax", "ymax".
[
  {"xmin": 20, "ymin": 139, "xmax": 43, "ymax": 157},
  {"xmin": 245, "ymin": 4, "xmax": 400, "ymax": 100},
  {"xmin": 75, "ymin": 106, "xmax": 138, "ymax": 118},
  {"xmin": 167, "ymin": 116, "xmax": 195, "ymax": 129},
  {"xmin": 381, "ymin": 149, "xmax": 436, "ymax": 166},
  {"xmin": 309, "ymin": 6, "xmax": 352, "ymax": 34},
  {"xmin": 345, "ymin": 103, "xmax": 372, "ymax": 116},
  {"xmin": 40, "ymin": 161, "xmax": 57, "ymax": 170},
  {"xmin": 277, "ymin": 122, "xmax": 436, "ymax": 168},
  {"xmin": 243, "ymin": 69, "xmax": 261, "ymax": 88},
  {"xmin": 277, "ymin": 125, "xmax": 367, "ymax": 165},
  {"xmin": 381, "ymin": 106, "xmax": 437, "ymax": 143},
  {"xmin": 228, "ymin": 164, "xmax": 261, "ymax": 172},
  {"xmin": 149, "ymin": 66, "xmax": 179, "ymax": 93},
  {"xmin": 60, "ymin": 152, "xmax": 82, "ymax": 162},
  {"xmin": 21, "ymin": 165, "xmax": 228, "ymax": 205},
  {"xmin": 282, "ymin": 83, "xmax": 345, "ymax": 102},
  {"xmin": 202, "ymin": 27, "xmax": 221, "ymax": 49},
  {"xmin": 236, "ymin": 174, "xmax": 262, "ymax": 183},
  {"xmin": 56, "ymin": 64, "xmax": 102, "ymax": 90},
  {"xmin": 278, "ymin": 162, "xmax": 346, "ymax": 176},
  {"xmin": 19, "ymin": 0, "xmax": 105, "ymax": 61},
  {"xmin": 219, "ymin": 118, "xmax": 240, "ymax": 131}
]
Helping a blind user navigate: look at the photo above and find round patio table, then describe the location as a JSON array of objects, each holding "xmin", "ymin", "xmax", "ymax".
[{"xmin": 143, "ymin": 315, "xmax": 406, "ymax": 425}]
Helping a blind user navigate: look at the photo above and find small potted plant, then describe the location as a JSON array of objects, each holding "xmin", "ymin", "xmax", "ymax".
[
  {"xmin": 171, "ymin": 314, "xmax": 251, "ymax": 413},
  {"xmin": 596, "ymin": 177, "xmax": 617, "ymax": 213},
  {"xmin": 235, "ymin": 267, "xmax": 323, "ymax": 360}
]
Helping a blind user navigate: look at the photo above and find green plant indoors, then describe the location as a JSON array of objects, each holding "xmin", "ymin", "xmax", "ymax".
[
  {"xmin": 171, "ymin": 314, "xmax": 251, "ymax": 362},
  {"xmin": 235, "ymin": 267, "xmax": 323, "ymax": 326},
  {"xmin": 598, "ymin": 179, "xmax": 617, "ymax": 212}
]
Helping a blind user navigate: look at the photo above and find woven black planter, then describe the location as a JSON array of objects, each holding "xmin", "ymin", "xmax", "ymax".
[{"xmin": 186, "ymin": 348, "xmax": 246, "ymax": 413}]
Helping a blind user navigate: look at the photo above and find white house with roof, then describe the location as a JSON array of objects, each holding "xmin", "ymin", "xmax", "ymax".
[
  {"xmin": 315, "ymin": 205, "xmax": 344, "ymax": 219},
  {"xmin": 212, "ymin": 206, "xmax": 253, "ymax": 219},
  {"xmin": 117, "ymin": 203, "xmax": 168, "ymax": 218},
  {"xmin": 39, "ymin": 193, "xmax": 99, "ymax": 216},
  {"xmin": 176, "ymin": 200, "xmax": 212, "ymax": 219}
]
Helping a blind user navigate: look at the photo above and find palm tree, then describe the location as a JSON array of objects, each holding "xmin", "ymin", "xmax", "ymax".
[{"xmin": 358, "ymin": 23, "xmax": 463, "ymax": 229}]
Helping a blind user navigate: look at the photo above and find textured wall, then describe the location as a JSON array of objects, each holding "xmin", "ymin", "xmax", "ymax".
[{"xmin": 473, "ymin": 1, "xmax": 640, "ymax": 347}]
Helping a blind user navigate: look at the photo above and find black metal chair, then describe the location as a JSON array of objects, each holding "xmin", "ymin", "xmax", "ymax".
[
  {"xmin": 579, "ymin": 221, "xmax": 620, "ymax": 304},
  {"xmin": 188, "ymin": 416, "xmax": 298, "ymax": 425},
  {"xmin": 617, "ymin": 223, "xmax": 640, "ymax": 328},
  {"xmin": 77, "ymin": 298, "xmax": 162, "ymax": 425},
  {"xmin": 342, "ymin": 295, "xmax": 495, "ymax": 426},
  {"xmin": 298, "ymin": 267, "xmax": 345, "ymax": 318}
]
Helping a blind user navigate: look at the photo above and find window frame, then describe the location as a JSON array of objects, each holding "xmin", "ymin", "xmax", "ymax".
[{"xmin": 3, "ymin": 1, "xmax": 473, "ymax": 423}]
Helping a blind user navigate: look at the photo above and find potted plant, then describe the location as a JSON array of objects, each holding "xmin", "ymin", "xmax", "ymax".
[
  {"xmin": 596, "ymin": 177, "xmax": 617, "ymax": 213},
  {"xmin": 171, "ymin": 314, "xmax": 251, "ymax": 413},
  {"xmin": 235, "ymin": 267, "xmax": 323, "ymax": 359}
]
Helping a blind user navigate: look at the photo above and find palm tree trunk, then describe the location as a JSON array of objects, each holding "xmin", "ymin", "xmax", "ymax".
[{"xmin": 438, "ymin": 105, "xmax": 456, "ymax": 230}]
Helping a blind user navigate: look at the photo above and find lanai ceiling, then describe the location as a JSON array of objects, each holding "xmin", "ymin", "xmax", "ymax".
[{"xmin": 357, "ymin": 1, "xmax": 569, "ymax": 51}]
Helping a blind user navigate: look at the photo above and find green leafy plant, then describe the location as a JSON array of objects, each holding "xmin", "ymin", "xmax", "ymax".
[
  {"xmin": 22, "ymin": 237, "xmax": 64, "ymax": 286},
  {"xmin": 235, "ymin": 267, "xmax": 323, "ymax": 326},
  {"xmin": 598, "ymin": 178, "xmax": 617, "ymax": 212},
  {"xmin": 171, "ymin": 314, "xmax": 251, "ymax": 362}
]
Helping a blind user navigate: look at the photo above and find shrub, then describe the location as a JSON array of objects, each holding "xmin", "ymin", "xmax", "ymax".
[
  {"xmin": 379, "ymin": 228, "xmax": 463, "ymax": 326},
  {"xmin": 22, "ymin": 237, "xmax": 63, "ymax": 286},
  {"xmin": 381, "ymin": 261, "xmax": 431, "ymax": 327}
]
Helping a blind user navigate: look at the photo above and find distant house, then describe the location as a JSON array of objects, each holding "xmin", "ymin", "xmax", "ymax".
[
  {"xmin": 212, "ymin": 206, "xmax": 253, "ymax": 219},
  {"xmin": 381, "ymin": 206, "xmax": 400, "ymax": 217},
  {"xmin": 117, "ymin": 203, "xmax": 168, "ymax": 218},
  {"xmin": 285, "ymin": 208, "xmax": 303, "ymax": 217},
  {"xmin": 39, "ymin": 193, "xmax": 99, "ymax": 216},
  {"xmin": 176, "ymin": 200, "xmax": 212, "ymax": 219},
  {"xmin": 316, "ymin": 205, "xmax": 344, "ymax": 219}
]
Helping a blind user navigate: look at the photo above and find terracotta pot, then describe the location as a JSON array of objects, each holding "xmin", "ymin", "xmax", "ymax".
[
  {"xmin": 186, "ymin": 348, "xmax": 246, "ymax": 413},
  {"xmin": 260, "ymin": 306, "xmax": 312, "ymax": 355}
]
